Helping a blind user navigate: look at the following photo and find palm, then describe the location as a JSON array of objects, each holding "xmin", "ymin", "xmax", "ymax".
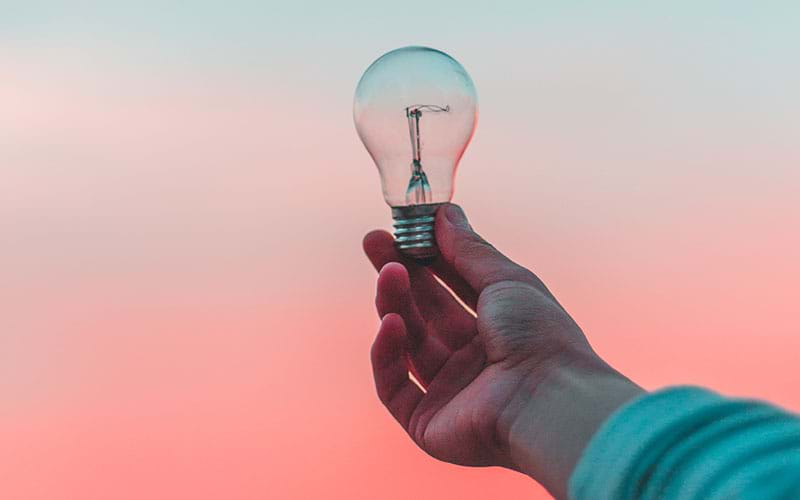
[
  {"xmin": 364, "ymin": 229, "xmax": 565, "ymax": 467},
  {"xmin": 420, "ymin": 354, "xmax": 529, "ymax": 467}
]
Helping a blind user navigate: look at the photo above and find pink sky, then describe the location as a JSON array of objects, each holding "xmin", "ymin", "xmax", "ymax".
[{"xmin": 2, "ymin": 4, "xmax": 799, "ymax": 498}]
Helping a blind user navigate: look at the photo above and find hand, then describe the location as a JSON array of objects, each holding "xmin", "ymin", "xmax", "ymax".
[{"xmin": 364, "ymin": 204, "xmax": 642, "ymax": 498}]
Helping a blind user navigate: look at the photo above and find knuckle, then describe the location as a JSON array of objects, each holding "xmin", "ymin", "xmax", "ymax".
[
  {"xmin": 481, "ymin": 280, "xmax": 539, "ymax": 302},
  {"xmin": 468, "ymin": 234, "xmax": 496, "ymax": 255},
  {"xmin": 456, "ymin": 231, "xmax": 494, "ymax": 256}
]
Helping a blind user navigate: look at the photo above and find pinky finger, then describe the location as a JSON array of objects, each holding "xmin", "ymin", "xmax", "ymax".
[{"xmin": 370, "ymin": 313, "xmax": 425, "ymax": 429}]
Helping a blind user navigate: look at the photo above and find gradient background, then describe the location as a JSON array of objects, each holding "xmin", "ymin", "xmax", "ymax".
[{"xmin": 2, "ymin": 2, "xmax": 799, "ymax": 499}]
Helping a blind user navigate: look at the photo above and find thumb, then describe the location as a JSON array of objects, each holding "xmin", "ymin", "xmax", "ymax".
[{"xmin": 436, "ymin": 204, "xmax": 551, "ymax": 297}]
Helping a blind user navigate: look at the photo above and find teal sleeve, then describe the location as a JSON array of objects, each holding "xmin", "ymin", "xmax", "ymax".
[{"xmin": 569, "ymin": 386, "xmax": 800, "ymax": 500}]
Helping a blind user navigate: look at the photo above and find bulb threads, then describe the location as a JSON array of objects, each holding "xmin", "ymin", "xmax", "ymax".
[{"xmin": 391, "ymin": 203, "xmax": 443, "ymax": 264}]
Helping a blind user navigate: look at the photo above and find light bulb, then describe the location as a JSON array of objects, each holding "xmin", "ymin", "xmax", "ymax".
[{"xmin": 354, "ymin": 46, "xmax": 478, "ymax": 263}]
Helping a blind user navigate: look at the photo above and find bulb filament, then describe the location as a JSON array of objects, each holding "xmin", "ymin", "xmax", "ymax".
[{"xmin": 405, "ymin": 104, "xmax": 449, "ymax": 205}]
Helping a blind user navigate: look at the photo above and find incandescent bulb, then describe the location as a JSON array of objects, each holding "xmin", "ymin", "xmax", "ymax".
[{"xmin": 354, "ymin": 46, "xmax": 478, "ymax": 263}]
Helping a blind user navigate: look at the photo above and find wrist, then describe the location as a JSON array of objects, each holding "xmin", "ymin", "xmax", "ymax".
[{"xmin": 503, "ymin": 351, "xmax": 644, "ymax": 499}]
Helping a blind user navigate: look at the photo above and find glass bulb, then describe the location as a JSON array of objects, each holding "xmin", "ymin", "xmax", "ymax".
[{"xmin": 354, "ymin": 46, "xmax": 478, "ymax": 262}]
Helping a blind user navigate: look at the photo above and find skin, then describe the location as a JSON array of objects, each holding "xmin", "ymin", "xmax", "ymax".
[{"xmin": 364, "ymin": 204, "xmax": 644, "ymax": 499}]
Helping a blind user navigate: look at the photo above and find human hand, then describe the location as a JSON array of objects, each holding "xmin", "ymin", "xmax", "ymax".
[{"xmin": 364, "ymin": 204, "xmax": 642, "ymax": 498}]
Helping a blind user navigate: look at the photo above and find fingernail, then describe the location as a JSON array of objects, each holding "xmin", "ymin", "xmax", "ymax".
[{"xmin": 444, "ymin": 204, "xmax": 469, "ymax": 229}]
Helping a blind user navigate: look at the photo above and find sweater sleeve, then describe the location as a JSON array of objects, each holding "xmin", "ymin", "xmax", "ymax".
[{"xmin": 568, "ymin": 386, "xmax": 800, "ymax": 500}]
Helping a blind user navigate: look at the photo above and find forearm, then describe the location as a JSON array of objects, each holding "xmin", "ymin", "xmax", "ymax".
[
  {"xmin": 569, "ymin": 386, "xmax": 800, "ymax": 500},
  {"xmin": 504, "ymin": 353, "xmax": 644, "ymax": 499},
  {"xmin": 508, "ymin": 359, "xmax": 800, "ymax": 500}
]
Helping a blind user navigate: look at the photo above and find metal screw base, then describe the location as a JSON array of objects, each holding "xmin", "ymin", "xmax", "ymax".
[{"xmin": 391, "ymin": 203, "xmax": 443, "ymax": 265}]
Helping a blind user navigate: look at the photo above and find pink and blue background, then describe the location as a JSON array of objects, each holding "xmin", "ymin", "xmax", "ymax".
[{"xmin": 2, "ymin": 3, "xmax": 799, "ymax": 499}]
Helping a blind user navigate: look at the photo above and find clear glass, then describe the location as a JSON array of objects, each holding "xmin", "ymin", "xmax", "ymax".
[{"xmin": 353, "ymin": 46, "xmax": 478, "ymax": 207}]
